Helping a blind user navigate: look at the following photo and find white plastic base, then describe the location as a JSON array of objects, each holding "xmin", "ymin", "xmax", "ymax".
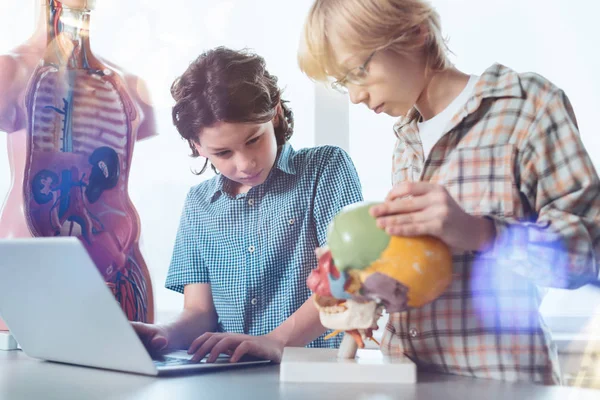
[
  {"xmin": 279, "ymin": 347, "xmax": 416, "ymax": 383},
  {"xmin": 0, "ymin": 331, "xmax": 18, "ymax": 351}
]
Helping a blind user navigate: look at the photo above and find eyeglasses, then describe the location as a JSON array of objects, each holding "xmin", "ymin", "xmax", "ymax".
[{"xmin": 331, "ymin": 50, "xmax": 377, "ymax": 94}]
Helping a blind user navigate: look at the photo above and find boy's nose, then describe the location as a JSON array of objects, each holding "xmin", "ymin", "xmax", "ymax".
[
  {"xmin": 238, "ymin": 156, "xmax": 257, "ymax": 173},
  {"xmin": 348, "ymin": 85, "xmax": 368, "ymax": 105}
]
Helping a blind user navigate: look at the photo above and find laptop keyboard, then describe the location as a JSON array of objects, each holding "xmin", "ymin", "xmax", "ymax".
[{"xmin": 153, "ymin": 354, "xmax": 231, "ymax": 367}]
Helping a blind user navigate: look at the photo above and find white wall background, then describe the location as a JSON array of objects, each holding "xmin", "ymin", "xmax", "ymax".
[{"xmin": 1, "ymin": 0, "xmax": 599, "ymax": 329}]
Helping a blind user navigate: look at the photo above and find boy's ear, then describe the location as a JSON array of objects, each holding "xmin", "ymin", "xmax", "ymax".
[
  {"xmin": 415, "ymin": 23, "xmax": 430, "ymax": 48},
  {"xmin": 273, "ymin": 102, "xmax": 283, "ymax": 126}
]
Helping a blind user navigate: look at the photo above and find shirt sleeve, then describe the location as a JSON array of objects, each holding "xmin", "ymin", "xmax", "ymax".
[
  {"xmin": 165, "ymin": 189, "xmax": 209, "ymax": 293},
  {"xmin": 484, "ymin": 89, "xmax": 600, "ymax": 289},
  {"xmin": 312, "ymin": 146, "xmax": 364, "ymax": 247}
]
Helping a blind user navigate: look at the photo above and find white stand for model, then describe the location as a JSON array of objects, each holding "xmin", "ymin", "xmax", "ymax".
[
  {"xmin": 0, "ymin": 331, "xmax": 18, "ymax": 351},
  {"xmin": 280, "ymin": 337, "xmax": 416, "ymax": 384}
]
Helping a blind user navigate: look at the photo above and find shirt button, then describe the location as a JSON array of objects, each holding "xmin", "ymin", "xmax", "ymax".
[
  {"xmin": 248, "ymin": 199, "xmax": 255, "ymax": 206},
  {"xmin": 248, "ymin": 245, "xmax": 255, "ymax": 253},
  {"xmin": 409, "ymin": 328, "xmax": 419, "ymax": 338},
  {"xmin": 288, "ymin": 218, "xmax": 295, "ymax": 225},
  {"xmin": 251, "ymin": 298, "xmax": 258, "ymax": 305}
]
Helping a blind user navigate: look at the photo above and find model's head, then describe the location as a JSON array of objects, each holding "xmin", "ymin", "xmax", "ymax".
[{"xmin": 50, "ymin": 0, "xmax": 97, "ymax": 10}]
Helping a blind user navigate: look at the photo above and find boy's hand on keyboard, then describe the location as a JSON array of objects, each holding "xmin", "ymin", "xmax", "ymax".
[
  {"xmin": 187, "ymin": 332, "xmax": 283, "ymax": 364},
  {"xmin": 131, "ymin": 322, "xmax": 170, "ymax": 357}
]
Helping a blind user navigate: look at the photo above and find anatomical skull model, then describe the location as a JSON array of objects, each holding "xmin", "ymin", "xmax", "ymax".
[{"xmin": 307, "ymin": 202, "xmax": 453, "ymax": 358}]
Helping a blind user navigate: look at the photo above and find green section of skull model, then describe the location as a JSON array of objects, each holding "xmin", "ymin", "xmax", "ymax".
[{"xmin": 326, "ymin": 202, "xmax": 390, "ymax": 271}]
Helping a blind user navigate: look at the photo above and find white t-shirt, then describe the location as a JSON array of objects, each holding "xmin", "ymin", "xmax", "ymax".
[{"xmin": 417, "ymin": 75, "xmax": 479, "ymax": 160}]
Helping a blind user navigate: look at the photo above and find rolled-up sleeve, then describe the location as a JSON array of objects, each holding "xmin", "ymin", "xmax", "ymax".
[{"xmin": 485, "ymin": 90, "xmax": 600, "ymax": 289}]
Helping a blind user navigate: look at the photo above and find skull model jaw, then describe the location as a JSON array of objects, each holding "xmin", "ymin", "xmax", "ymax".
[
  {"xmin": 313, "ymin": 295, "xmax": 383, "ymax": 358},
  {"xmin": 313, "ymin": 295, "xmax": 382, "ymax": 332}
]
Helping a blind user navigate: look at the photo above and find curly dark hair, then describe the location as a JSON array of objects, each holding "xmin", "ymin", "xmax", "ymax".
[{"xmin": 171, "ymin": 47, "xmax": 294, "ymax": 174}]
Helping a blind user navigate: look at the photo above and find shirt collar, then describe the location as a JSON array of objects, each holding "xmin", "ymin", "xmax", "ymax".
[
  {"xmin": 209, "ymin": 143, "xmax": 297, "ymax": 202},
  {"xmin": 274, "ymin": 143, "xmax": 297, "ymax": 176},
  {"xmin": 473, "ymin": 62, "xmax": 524, "ymax": 101},
  {"xmin": 393, "ymin": 63, "xmax": 525, "ymax": 136}
]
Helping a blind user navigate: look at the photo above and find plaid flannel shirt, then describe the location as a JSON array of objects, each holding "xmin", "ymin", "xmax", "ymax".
[{"xmin": 381, "ymin": 63, "xmax": 600, "ymax": 384}]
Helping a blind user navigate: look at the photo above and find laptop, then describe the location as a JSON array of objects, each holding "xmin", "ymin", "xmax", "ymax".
[{"xmin": 0, "ymin": 237, "xmax": 270, "ymax": 376}]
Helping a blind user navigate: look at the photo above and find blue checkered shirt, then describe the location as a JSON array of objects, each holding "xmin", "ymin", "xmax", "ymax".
[{"xmin": 165, "ymin": 144, "xmax": 363, "ymax": 348}]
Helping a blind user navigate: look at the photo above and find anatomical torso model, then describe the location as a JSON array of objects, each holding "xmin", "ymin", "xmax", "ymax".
[{"xmin": 0, "ymin": 0, "xmax": 157, "ymax": 330}]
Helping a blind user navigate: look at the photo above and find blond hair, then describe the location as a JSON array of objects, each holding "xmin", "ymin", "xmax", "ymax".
[{"xmin": 298, "ymin": 0, "xmax": 450, "ymax": 82}]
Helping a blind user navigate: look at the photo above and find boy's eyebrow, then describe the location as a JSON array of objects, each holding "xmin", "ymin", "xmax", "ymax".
[
  {"xmin": 338, "ymin": 49, "xmax": 366, "ymax": 70},
  {"xmin": 206, "ymin": 126, "xmax": 262, "ymax": 152}
]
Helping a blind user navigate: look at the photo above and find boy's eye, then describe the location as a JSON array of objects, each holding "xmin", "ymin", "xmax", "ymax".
[
  {"xmin": 355, "ymin": 68, "xmax": 368, "ymax": 78},
  {"xmin": 349, "ymin": 68, "xmax": 367, "ymax": 81},
  {"xmin": 247, "ymin": 136, "xmax": 260, "ymax": 145},
  {"xmin": 215, "ymin": 150, "xmax": 230, "ymax": 157}
]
